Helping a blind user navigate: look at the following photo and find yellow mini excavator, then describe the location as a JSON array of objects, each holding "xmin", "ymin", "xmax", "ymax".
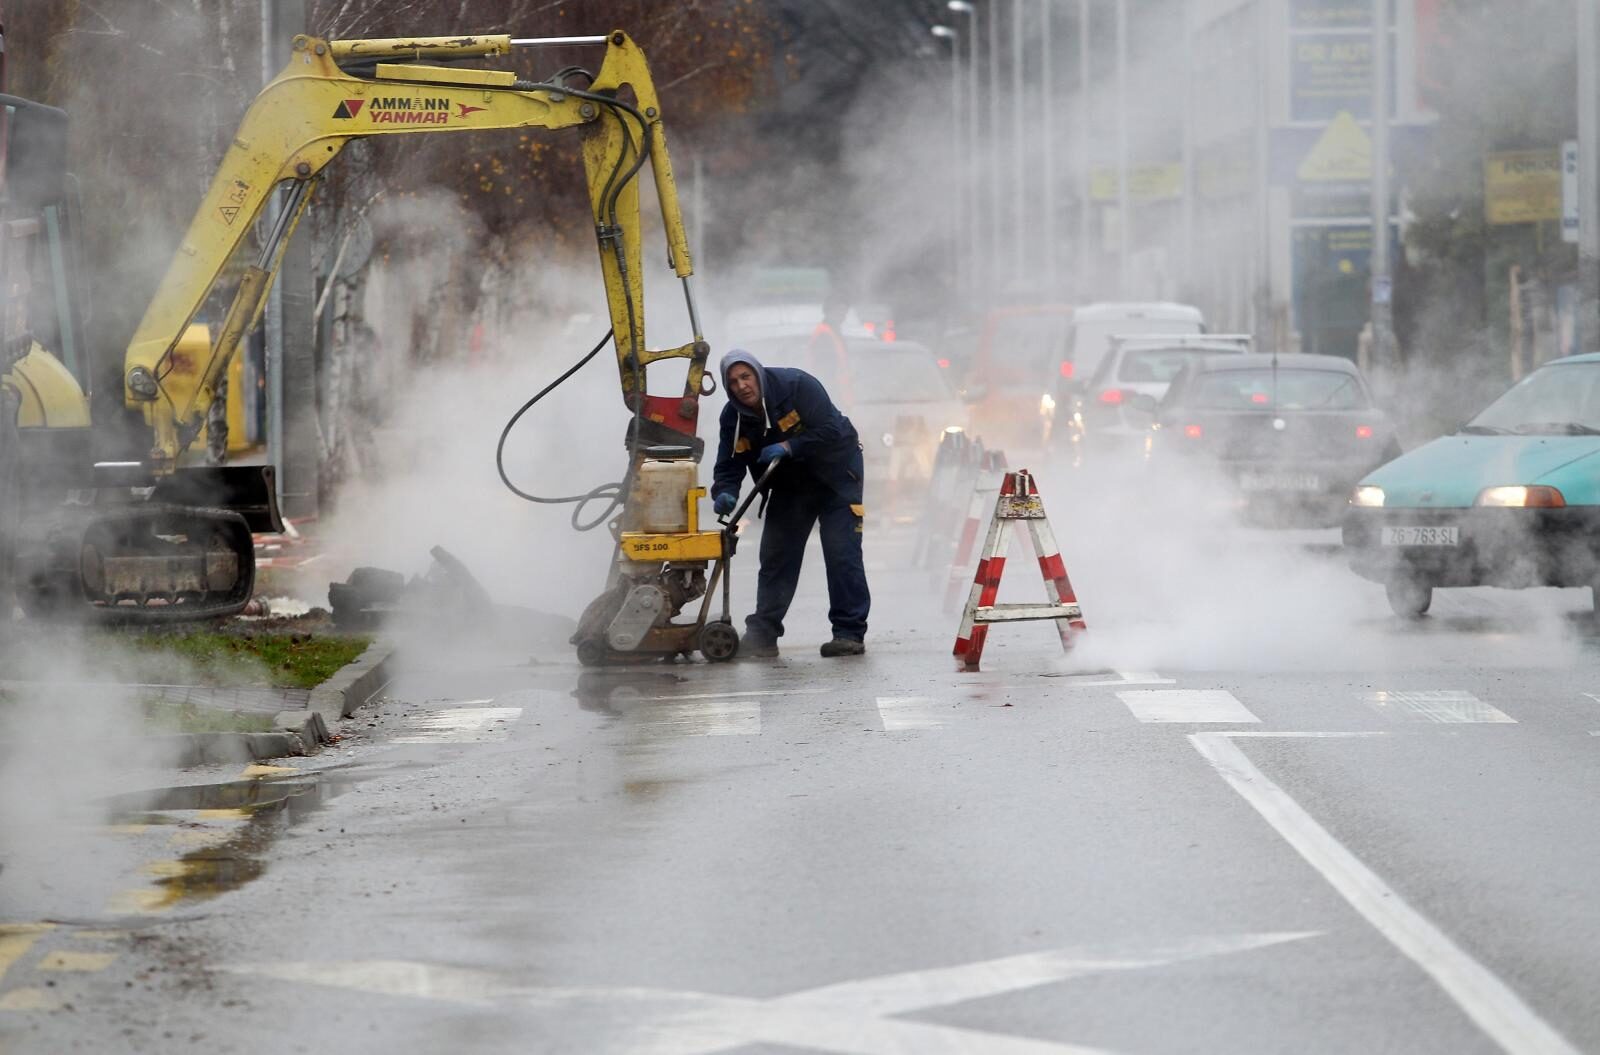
[{"xmin": 4, "ymin": 30, "xmax": 743, "ymax": 658}]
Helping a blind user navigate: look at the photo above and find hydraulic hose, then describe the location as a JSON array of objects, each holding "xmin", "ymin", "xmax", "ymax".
[{"xmin": 495, "ymin": 328, "xmax": 626, "ymax": 532}]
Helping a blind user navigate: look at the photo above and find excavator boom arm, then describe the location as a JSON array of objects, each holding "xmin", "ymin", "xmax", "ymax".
[{"xmin": 124, "ymin": 30, "xmax": 707, "ymax": 468}]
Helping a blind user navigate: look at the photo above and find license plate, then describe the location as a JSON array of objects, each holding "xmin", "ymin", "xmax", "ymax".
[
  {"xmin": 1240, "ymin": 472, "xmax": 1322, "ymax": 492},
  {"xmin": 1381, "ymin": 525, "xmax": 1460, "ymax": 547}
]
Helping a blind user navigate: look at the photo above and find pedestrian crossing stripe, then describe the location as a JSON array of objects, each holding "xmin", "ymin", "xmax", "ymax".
[
  {"xmin": 1118, "ymin": 689, "xmax": 1260, "ymax": 724},
  {"xmin": 1360, "ymin": 691, "xmax": 1514, "ymax": 724}
]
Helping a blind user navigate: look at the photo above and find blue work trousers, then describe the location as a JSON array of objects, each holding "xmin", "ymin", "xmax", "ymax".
[{"xmin": 746, "ymin": 476, "xmax": 869, "ymax": 643}]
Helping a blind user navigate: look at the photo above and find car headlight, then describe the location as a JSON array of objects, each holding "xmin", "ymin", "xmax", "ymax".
[
  {"xmin": 1040, "ymin": 393, "xmax": 1056, "ymax": 415},
  {"xmin": 1476, "ymin": 485, "xmax": 1566, "ymax": 508},
  {"xmin": 880, "ymin": 431, "xmax": 895, "ymax": 448},
  {"xmin": 1350, "ymin": 485, "xmax": 1385, "ymax": 507}
]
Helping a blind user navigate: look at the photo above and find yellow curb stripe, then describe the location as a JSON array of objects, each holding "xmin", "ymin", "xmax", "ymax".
[
  {"xmin": 241, "ymin": 764, "xmax": 297, "ymax": 778},
  {"xmin": 0, "ymin": 926, "xmax": 53, "ymax": 987},
  {"xmin": 38, "ymin": 951, "xmax": 117, "ymax": 972},
  {"xmin": 0, "ymin": 987, "xmax": 60, "ymax": 1011},
  {"xmin": 106, "ymin": 888, "xmax": 173, "ymax": 916}
]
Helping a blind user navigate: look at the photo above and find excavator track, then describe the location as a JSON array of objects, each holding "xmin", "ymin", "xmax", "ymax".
[{"xmin": 17, "ymin": 503, "xmax": 256, "ymax": 622}]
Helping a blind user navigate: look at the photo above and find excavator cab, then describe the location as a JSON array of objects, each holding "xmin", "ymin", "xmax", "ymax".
[
  {"xmin": 0, "ymin": 92, "xmax": 275, "ymax": 622},
  {"xmin": 0, "ymin": 93, "xmax": 86, "ymax": 391}
]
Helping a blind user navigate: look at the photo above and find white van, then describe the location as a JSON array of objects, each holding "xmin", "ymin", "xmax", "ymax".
[{"xmin": 1066, "ymin": 302, "xmax": 1205, "ymax": 382}]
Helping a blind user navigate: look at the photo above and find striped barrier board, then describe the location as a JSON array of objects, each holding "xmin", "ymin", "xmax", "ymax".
[{"xmin": 952, "ymin": 469, "xmax": 1087, "ymax": 671}]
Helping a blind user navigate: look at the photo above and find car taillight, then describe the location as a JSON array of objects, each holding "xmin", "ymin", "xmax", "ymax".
[
  {"xmin": 1097, "ymin": 388, "xmax": 1124, "ymax": 405},
  {"xmin": 1184, "ymin": 424, "xmax": 1204, "ymax": 439},
  {"xmin": 1355, "ymin": 425, "xmax": 1374, "ymax": 439},
  {"xmin": 1250, "ymin": 392, "xmax": 1269, "ymax": 405},
  {"xmin": 1060, "ymin": 361, "xmax": 1075, "ymax": 379},
  {"xmin": 862, "ymin": 321, "xmax": 876, "ymax": 334},
  {"xmin": 936, "ymin": 358, "xmax": 950, "ymax": 369}
]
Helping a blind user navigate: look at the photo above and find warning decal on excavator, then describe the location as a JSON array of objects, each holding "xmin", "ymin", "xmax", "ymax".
[
  {"xmin": 218, "ymin": 179, "xmax": 250, "ymax": 225},
  {"xmin": 331, "ymin": 99, "xmax": 366, "ymax": 119}
]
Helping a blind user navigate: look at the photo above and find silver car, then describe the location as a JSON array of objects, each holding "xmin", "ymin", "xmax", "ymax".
[{"xmin": 1068, "ymin": 334, "xmax": 1252, "ymax": 458}]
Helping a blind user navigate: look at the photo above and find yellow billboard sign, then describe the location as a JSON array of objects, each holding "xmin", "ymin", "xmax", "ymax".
[
  {"xmin": 1484, "ymin": 150, "xmax": 1562, "ymax": 225},
  {"xmin": 1090, "ymin": 164, "xmax": 1184, "ymax": 202}
]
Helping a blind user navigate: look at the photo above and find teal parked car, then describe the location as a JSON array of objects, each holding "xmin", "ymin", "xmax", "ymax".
[{"xmin": 1344, "ymin": 353, "xmax": 1600, "ymax": 617}]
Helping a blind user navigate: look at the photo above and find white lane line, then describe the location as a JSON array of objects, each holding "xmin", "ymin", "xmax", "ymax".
[
  {"xmin": 780, "ymin": 932, "xmax": 1318, "ymax": 1018},
  {"xmin": 1041, "ymin": 670, "xmax": 1176, "ymax": 686},
  {"xmin": 644, "ymin": 700, "xmax": 761, "ymax": 737},
  {"xmin": 229, "ymin": 932, "xmax": 1315, "ymax": 1054},
  {"xmin": 1361, "ymin": 691, "xmax": 1515, "ymax": 724},
  {"xmin": 875, "ymin": 696, "xmax": 945, "ymax": 732},
  {"xmin": 393, "ymin": 707, "xmax": 524, "ymax": 744},
  {"xmin": 643, "ymin": 688, "xmax": 833, "ymax": 703},
  {"xmin": 1117, "ymin": 689, "xmax": 1259, "ymax": 724},
  {"xmin": 1192, "ymin": 732, "xmax": 1580, "ymax": 1055}
]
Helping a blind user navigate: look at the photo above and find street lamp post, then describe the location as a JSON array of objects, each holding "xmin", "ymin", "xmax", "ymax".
[
  {"xmin": 988, "ymin": 0, "xmax": 1003, "ymax": 293},
  {"xmin": 1012, "ymin": 0, "xmax": 1027, "ymax": 291},
  {"xmin": 949, "ymin": 1, "xmax": 980, "ymax": 301},
  {"xmin": 1042, "ymin": 0, "xmax": 1058, "ymax": 290},
  {"xmin": 1078, "ymin": 0, "xmax": 1092, "ymax": 300},
  {"xmin": 1370, "ymin": 0, "xmax": 1394, "ymax": 371},
  {"xmin": 1116, "ymin": 0, "xmax": 1130, "ymax": 296},
  {"xmin": 1580, "ymin": 0, "xmax": 1600, "ymax": 352},
  {"xmin": 933, "ymin": 25, "xmax": 964, "ymax": 297}
]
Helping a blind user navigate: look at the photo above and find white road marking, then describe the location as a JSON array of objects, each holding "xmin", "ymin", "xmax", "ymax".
[
  {"xmin": 1117, "ymin": 689, "xmax": 1259, "ymax": 724},
  {"xmin": 1192, "ymin": 732, "xmax": 1580, "ymax": 1055},
  {"xmin": 644, "ymin": 700, "xmax": 761, "ymax": 737},
  {"xmin": 393, "ymin": 707, "xmax": 524, "ymax": 744},
  {"xmin": 644, "ymin": 688, "xmax": 834, "ymax": 703},
  {"xmin": 227, "ymin": 931, "xmax": 1315, "ymax": 1055},
  {"xmin": 875, "ymin": 696, "xmax": 945, "ymax": 731},
  {"xmin": 1041, "ymin": 670, "xmax": 1176, "ymax": 686},
  {"xmin": 1361, "ymin": 691, "xmax": 1515, "ymax": 724}
]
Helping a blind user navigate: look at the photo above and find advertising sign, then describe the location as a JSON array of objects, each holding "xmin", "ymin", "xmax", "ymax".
[
  {"xmin": 1290, "ymin": 0, "xmax": 1370, "ymax": 30},
  {"xmin": 1290, "ymin": 34, "xmax": 1373, "ymax": 122},
  {"xmin": 1484, "ymin": 150, "xmax": 1562, "ymax": 226},
  {"xmin": 1090, "ymin": 164, "xmax": 1183, "ymax": 202}
]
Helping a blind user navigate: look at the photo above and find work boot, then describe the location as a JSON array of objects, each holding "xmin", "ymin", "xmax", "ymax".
[
  {"xmin": 741, "ymin": 635, "xmax": 779, "ymax": 659},
  {"xmin": 820, "ymin": 637, "xmax": 865, "ymax": 658}
]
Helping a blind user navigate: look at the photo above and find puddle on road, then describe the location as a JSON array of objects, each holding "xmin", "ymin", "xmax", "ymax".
[
  {"xmin": 101, "ymin": 760, "xmax": 421, "ymax": 911},
  {"xmin": 573, "ymin": 671, "xmax": 689, "ymax": 717}
]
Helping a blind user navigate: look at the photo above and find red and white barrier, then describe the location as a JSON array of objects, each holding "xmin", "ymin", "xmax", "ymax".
[
  {"xmin": 952, "ymin": 469, "xmax": 1087, "ymax": 671},
  {"xmin": 941, "ymin": 450, "xmax": 1007, "ymax": 613}
]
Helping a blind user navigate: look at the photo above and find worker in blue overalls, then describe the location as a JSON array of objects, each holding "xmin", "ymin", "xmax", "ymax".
[{"xmin": 711, "ymin": 349, "xmax": 870, "ymax": 658}]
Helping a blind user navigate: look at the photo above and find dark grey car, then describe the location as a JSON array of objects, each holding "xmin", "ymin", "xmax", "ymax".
[{"xmin": 1146, "ymin": 353, "xmax": 1402, "ymax": 526}]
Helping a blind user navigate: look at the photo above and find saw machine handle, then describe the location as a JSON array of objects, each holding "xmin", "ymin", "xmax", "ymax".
[{"xmin": 718, "ymin": 458, "xmax": 782, "ymax": 530}]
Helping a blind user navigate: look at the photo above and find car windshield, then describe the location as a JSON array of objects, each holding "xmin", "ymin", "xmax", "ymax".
[
  {"xmin": 1467, "ymin": 362, "xmax": 1600, "ymax": 434},
  {"xmin": 1117, "ymin": 347, "xmax": 1226, "ymax": 384},
  {"xmin": 1184, "ymin": 368, "xmax": 1367, "ymax": 410},
  {"xmin": 851, "ymin": 349, "xmax": 954, "ymax": 404}
]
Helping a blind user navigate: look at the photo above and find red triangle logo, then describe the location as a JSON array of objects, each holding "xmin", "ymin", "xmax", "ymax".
[{"xmin": 345, "ymin": 99, "xmax": 365, "ymax": 117}]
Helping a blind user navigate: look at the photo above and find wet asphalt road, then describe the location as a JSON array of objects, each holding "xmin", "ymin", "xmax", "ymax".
[{"xmin": 4, "ymin": 521, "xmax": 1600, "ymax": 1054}]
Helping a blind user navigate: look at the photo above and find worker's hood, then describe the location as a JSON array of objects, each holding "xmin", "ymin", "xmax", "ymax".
[{"xmin": 721, "ymin": 348, "xmax": 769, "ymax": 424}]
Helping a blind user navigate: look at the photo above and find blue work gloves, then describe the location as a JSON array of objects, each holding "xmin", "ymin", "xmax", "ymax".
[
  {"xmin": 758, "ymin": 442, "xmax": 790, "ymax": 465},
  {"xmin": 713, "ymin": 492, "xmax": 738, "ymax": 516}
]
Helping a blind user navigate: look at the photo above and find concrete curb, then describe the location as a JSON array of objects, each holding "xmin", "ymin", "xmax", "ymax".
[
  {"xmin": 0, "ymin": 641, "xmax": 395, "ymax": 768},
  {"xmin": 148, "ymin": 710, "xmax": 333, "ymax": 767},
  {"xmin": 307, "ymin": 640, "xmax": 396, "ymax": 725}
]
